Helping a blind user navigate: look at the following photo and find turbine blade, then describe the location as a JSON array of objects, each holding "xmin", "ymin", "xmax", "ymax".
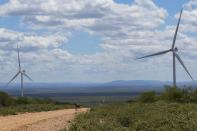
[
  {"xmin": 137, "ymin": 49, "xmax": 171, "ymax": 59},
  {"xmin": 17, "ymin": 44, "xmax": 21, "ymax": 70},
  {"xmin": 23, "ymin": 73, "xmax": 33, "ymax": 81},
  {"xmin": 174, "ymin": 53, "xmax": 194, "ymax": 80},
  {"xmin": 172, "ymin": 8, "xmax": 183, "ymax": 49},
  {"xmin": 7, "ymin": 72, "xmax": 20, "ymax": 85}
]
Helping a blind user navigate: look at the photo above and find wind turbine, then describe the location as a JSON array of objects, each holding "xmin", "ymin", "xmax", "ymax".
[
  {"xmin": 7, "ymin": 44, "xmax": 33, "ymax": 97},
  {"xmin": 137, "ymin": 8, "xmax": 193, "ymax": 87}
]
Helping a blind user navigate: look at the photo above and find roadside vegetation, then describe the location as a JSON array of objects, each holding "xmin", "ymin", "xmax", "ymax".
[
  {"xmin": 0, "ymin": 92, "xmax": 75, "ymax": 115},
  {"xmin": 69, "ymin": 86, "xmax": 197, "ymax": 131}
]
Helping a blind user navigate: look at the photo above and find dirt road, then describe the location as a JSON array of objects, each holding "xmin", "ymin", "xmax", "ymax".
[{"xmin": 0, "ymin": 108, "xmax": 88, "ymax": 131}]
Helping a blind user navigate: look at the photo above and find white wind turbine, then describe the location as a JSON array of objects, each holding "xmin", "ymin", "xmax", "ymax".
[
  {"xmin": 137, "ymin": 8, "xmax": 193, "ymax": 87},
  {"xmin": 7, "ymin": 44, "xmax": 33, "ymax": 97}
]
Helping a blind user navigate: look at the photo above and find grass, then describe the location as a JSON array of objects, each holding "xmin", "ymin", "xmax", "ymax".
[
  {"xmin": 69, "ymin": 101, "xmax": 197, "ymax": 131},
  {"xmin": 68, "ymin": 87, "xmax": 197, "ymax": 131},
  {"xmin": 0, "ymin": 91, "xmax": 76, "ymax": 115}
]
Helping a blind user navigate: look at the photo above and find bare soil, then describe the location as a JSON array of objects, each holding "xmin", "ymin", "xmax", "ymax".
[{"xmin": 0, "ymin": 108, "xmax": 88, "ymax": 131}]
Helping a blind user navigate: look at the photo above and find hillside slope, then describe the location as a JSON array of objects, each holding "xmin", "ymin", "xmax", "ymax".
[{"xmin": 69, "ymin": 102, "xmax": 197, "ymax": 131}]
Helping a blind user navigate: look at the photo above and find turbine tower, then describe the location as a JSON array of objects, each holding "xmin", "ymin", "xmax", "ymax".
[
  {"xmin": 137, "ymin": 8, "xmax": 193, "ymax": 87},
  {"xmin": 7, "ymin": 44, "xmax": 32, "ymax": 97}
]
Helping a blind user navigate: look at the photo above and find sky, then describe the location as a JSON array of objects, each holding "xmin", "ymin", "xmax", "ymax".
[{"xmin": 0, "ymin": 0, "xmax": 197, "ymax": 83}]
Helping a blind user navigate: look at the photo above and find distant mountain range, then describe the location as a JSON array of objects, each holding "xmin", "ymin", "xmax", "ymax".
[
  {"xmin": 0, "ymin": 80, "xmax": 196, "ymax": 96},
  {"xmin": 106, "ymin": 80, "xmax": 197, "ymax": 87}
]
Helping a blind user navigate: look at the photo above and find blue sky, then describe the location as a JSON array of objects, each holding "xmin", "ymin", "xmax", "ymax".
[
  {"xmin": 0, "ymin": 0, "xmax": 189, "ymax": 55},
  {"xmin": 0, "ymin": 0, "xmax": 7, "ymax": 4},
  {"xmin": 64, "ymin": 31, "xmax": 103, "ymax": 55},
  {"xmin": 115, "ymin": 0, "xmax": 188, "ymax": 14},
  {"xmin": 0, "ymin": 0, "xmax": 197, "ymax": 83}
]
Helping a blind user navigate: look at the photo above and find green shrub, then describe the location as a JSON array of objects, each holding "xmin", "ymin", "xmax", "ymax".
[
  {"xmin": 161, "ymin": 86, "xmax": 183, "ymax": 102},
  {"xmin": 179, "ymin": 88, "xmax": 194, "ymax": 102},
  {"xmin": 26, "ymin": 98, "xmax": 54, "ymax": 104},
  {"xmin": 139, "ymin": 91, "xmax": 157, "ymax": 102},
  {"xmin": 68, "ymin": 87, "xmax": 197, "ymax": 130},
  {"xmin": 194, "ymin": 89, "xmax": 197, "ymax": 102},
  {"xmin": 117, "ymin": 114, "xmax": 132, "ymax": 127},
  {"xmin": 0, "ymin": 91, "xmax": 75, "ymax": 115},
  {"xmin": 0, "ymin": 92, "xmax": 15, "ymax": 107},
  {"xmin": 15, "ymin": 97, "xmax": 55, "ymax": 105},
  {"xmin": 69, "ymin": 102, "xmax": 197, "ymax": 131},
  {"xmin": 161, "ymin": 86, "xmax": 197, "ymax": 103},
  {"xmin": 16, "ymin": 97, "xmax": 31, "ymax": 104}
]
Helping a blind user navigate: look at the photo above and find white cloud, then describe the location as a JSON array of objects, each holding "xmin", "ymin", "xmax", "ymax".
[
  {"xmin": 0, "ymin": 0, "xmax": 167, "ymax": 30},
  {"xmin": 0, "ymin": 0, "xmax": 197, "ymax": 82},
  {"xmin": 0, "ymin": 28, "xmax": 68, "ymax": 51}
]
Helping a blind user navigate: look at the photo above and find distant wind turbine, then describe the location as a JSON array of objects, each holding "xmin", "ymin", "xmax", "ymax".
[
  {"xmin": 7, "ymin": 44, "xmax": 33, "ymax": 97},
  {"xmin": 137, "ymin": 8, "xmax": 193, "ymax": 87}
]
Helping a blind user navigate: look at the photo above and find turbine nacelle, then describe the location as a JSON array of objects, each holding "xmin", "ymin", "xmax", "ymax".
[
  {"xmin": 173, "ymin": 47, "xmax": 178, "ymax": 52},
  {"xmin": 22, "ymin": 70, "xmax": 26, "ymax": 74}
]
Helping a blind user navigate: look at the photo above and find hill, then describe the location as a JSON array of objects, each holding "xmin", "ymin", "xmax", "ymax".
[
  {"xmin": 68, "ymin": 87, "xmax": 197, "ymax": 130},
  {"xmin": 69, "ymin": 102, "xmax": 197, "ymax": 131}
]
